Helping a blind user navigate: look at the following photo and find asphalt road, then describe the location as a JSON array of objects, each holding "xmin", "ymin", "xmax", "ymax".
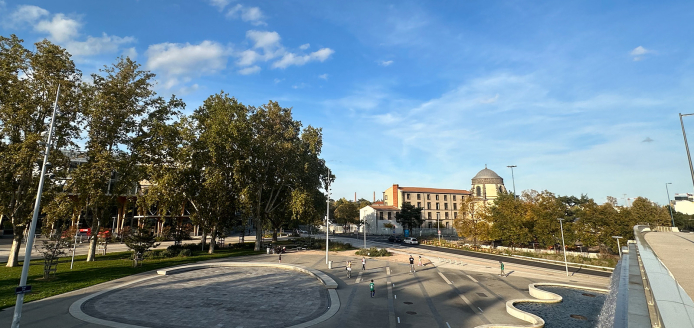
[{"xmin": 335, "ymin": 234, "xmax": 612, "ymax": 278}]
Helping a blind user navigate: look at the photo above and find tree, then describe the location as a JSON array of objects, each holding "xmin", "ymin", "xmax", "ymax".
[
  {"xmin": 124, "ymin": 226, "xmax": 159, "ymax": 265},
  {"xmin": 395, "ymin": 202, "xmax": 423, "ymax": 230},
  {"xmin": 0, "ymin": 35, "xmax": 82, "ymax": 267},
  {"xmin": 487, "ymin": 193, "xmax": 533, "ymax": 247},
  {"xmin": 455, "ymin": 196, "xmax": 490, "ymax": 246},
  {"xmin": 334, "ymin": 198, "xmax": 359, "ymax": 231}
]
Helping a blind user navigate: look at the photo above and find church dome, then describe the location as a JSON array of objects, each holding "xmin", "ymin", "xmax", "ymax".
[{"xmin": 472, "ymin": 167, "xmax": 503, "ymax": 184}]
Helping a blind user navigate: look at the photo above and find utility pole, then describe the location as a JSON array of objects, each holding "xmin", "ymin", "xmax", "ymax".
[
  {"xmin": 12, "ymin": 85, "xmax": 60, "ymax": 328},
  {"xmin": 666, "ymin": 183, "xmax": 675, "ymax": 228},
  {"xmin": 557, "ymin": 218, "xmax": 568, "ymax": 277},
  {"xmin": 507, "ymin": 165, "xmax": 517, "ymax": 199}
]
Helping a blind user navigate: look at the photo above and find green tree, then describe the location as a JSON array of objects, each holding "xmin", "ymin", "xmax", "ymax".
[
  {"xmin": 487, "ymin": 193, "xmax": 533, "ymax": 247},
  {"xmin": 455, "ymin": 196, "xmax": 490, "ymax": 246},
  {"xmin": 0, "ymin": 35, "xmax": 82, "ymax": 267},
  {"xmin": 395, "ymin": 202, "xmax": 423, "ymax": 230},
  {"xmin": 334, "ymin": 198, "xmax": 359, "ymax": 231}
]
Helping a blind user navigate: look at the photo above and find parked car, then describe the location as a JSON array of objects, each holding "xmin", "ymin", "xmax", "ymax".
[
  {"xmin": 388, "ymin": 235, "xmax": 403, "ymax": 243},
  {"xmin": 402, "ymin": 237, "xmax": 419, "ymax": 245}
]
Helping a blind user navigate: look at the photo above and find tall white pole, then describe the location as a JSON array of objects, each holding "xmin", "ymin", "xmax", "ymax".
[
  {"xmin": 12, "ymin": 85, "xmax": 60, "ymax": 328},
  {"xmin": 558, "ymin": 218, "xmax": 568, "ymax": 277},
  {"xmin": 363, "ymin": 214, "xmax": 366, "ymax": 249},
  {"xmin": 666, "ymin": 183, "xmax": 675, "ymax": 228},
  {"xmin": 325, "ymin": 169, "xmax": 330, "ymax": 265},
  {"xmin": 507, "ymin": 165, "xmax": 517, "ymax": 199}
]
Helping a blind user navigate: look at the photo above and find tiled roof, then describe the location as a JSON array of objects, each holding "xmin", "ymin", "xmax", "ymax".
[{"xmin": 399, "ymin": 187, "xmax": 470, "ymax": 194}]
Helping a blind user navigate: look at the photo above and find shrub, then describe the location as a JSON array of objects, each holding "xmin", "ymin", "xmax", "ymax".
[
  {"xmin": 179, "ymin": 249, "xmax": 192, "ymax": 257},
  {"xmin": 161, "ymin": 249, "xmax": 175, "ymax": 258},
  {"xmin": 355, "ymin": 247, "xmax": 391, "ymax": 257}
]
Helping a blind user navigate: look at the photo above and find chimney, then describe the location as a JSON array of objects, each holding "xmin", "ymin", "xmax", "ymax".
[
  {"xmin": 393, "ymin": 184, "xmax": 399, "ymax": 207},
  {"xmin": 354, "ymin": 192, "xmax": 357, "ymax": 202},
  {"xmin": 373, "ymin": 191, "xmax": 375, "ymax": 202}
]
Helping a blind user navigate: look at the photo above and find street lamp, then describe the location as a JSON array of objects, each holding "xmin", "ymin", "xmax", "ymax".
[
  {"xmin": 666, "ymin": 183, "xmax": 675, "ymax": 228},
  {"xmin": 437, "ymin": 212, "xmax": 441, "ymax": 245},
  {"xmin": 70, "ymin": 222, "xmax": 81, "ymax": 269},
  {"xmin": 325, "ymin": 168, "xmax": 331, "ymax": 265},
  {"xmin": 12, "ymin": 85, "xmax": 60, "ymax": 328},
  {"xmin": 679, "ymin": 113, "xmax": 694, "ymax": 192},
  {"xmin": 557, "ymin": 218, "xmax": 569, "ymax": 276},
  {"xmin": 507, "ymin": 165, "xmax": 517, "ymax": 199},
  {"xmin": 612, "ymin": 236, "xmax": 623, "ymax": 257}
]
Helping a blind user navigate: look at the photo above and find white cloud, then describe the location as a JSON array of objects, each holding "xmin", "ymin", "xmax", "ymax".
[
  {"xmin": 272, "ymin": 48, "xmax": 334, "ymax": 69},
  {"xmin": 226, "ymin": 4, "xmax": 266, "ymax": 26},
  {"xmin": 238, "ymin": 65, "xmax": 261, "ymax": 75},
  {"xmin": 10, "ymin": 5, "xmax": 48, "ymax": 25},
  {"xmin": 274, "ymin": 78, "xmax": 283, "ymax": 84},
  {"xmin": 209, "ymin": 0, "xmax": 231, "ymax": 11},
  {"xmin": 247, "ymin": 30, "xmax": 281, "ymax": 49},
  {"xmin": 146, "ymin": 41, "xmax": 228, "ymax": 88},
  {"xmin": 299, "ymin": 43, "xmax": 310, "ymax": 50},
  {"xmin": 122, "ymin": 47, "xmax": 138, "ymax": 60},
  {"xmin": 34, "ymin": 13, "xmax": 81, "ymax": 42},
  {"xmin": 479, "ymin": 94, "xmax": 499, "ymax": 104},
  {"xmin": 378, "ymin": 60, "xmax": 394, "ymax": 66},
  {"xmin": 65, "ymin": 33, "xmax": 135, "ymax": 56},
  {"xmin": 319, "ymin": 73, "xmax": 328, "ymax": 80},
  {"xmin": 630, "ymin": 46, "xmax": 653, "ymax": 61}
]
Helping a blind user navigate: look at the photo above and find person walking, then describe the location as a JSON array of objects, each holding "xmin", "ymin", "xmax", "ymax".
[
  {"xmin": 347, "ymin": 260, "xmax": 352, "ymax": 278},
  {"xmin": 369, "ymin": 279, "xmax": 375, "ymax": 297},
  {"xmin": 418, "ymin": 255, "xmax": 423, "ymax": 267},
  {"xmin": 409, "ymin": 255, "xmax": 415, "ymax": 273},
  {"xmin": 362, "ymin": 257, "xmax": 366, "ymax": 270},
  {"xmin": 499, "ymin": 261, "xmax": 505, "ymax": 276},
  {"xmin": 278, "ymin": 253, "xmax": 282, "ymax": 263}
]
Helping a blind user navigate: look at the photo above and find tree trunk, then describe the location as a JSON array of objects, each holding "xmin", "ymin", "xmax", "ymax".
[
  {"xmin": 272, "ymin": 228, "xmax": 278, "ymax": 242},
  {"xmin": 254, "ymin": 216, "xmax": 263, "ymax": 251},
  {"xmin": 209, "ymin": 226, "xmax": 217, "ymax": 254},
  {"xmin": 87, "ymin": 218, "xmax": 100, "ymax": 262},
  {"xmin": 201, "ymin": 229, "xmax": 207, "ymax": 251},
  {"xmin": 6, "ymin": 227, "xmax": 25, "ymax": 267}
]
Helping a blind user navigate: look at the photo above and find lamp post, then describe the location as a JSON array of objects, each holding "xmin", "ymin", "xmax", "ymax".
[
  {"xmin": 437, "ymin": 212, "xmax": 441, "ymax": 245},
  {"xmin": 679, "ymin": 113, "xmax": 694, "ymax": 192},
  {"xmin": 557, "ymin": 218, "xmax": 569, "ymax": 276},
  {"xmin": 325, "ymin": 168, "xmax": 331, "ymax": 265},
  {"xmin": 507, "ymin": 165, "xmax": 517, "ymax": 199},
  {"xmin": 666, "ymin": 183, "xmax": 675, "ymax": 228},
  {"xmin": 612, "ymin": 236, "xmax": 623, "ymax": 257},
  {"xmin": 70, "ymin": 222, "xmax": 81, "ymax": 269},
  {"xmin": 12, "ymin": 85, "xmax": 60, "ymax": 328}
]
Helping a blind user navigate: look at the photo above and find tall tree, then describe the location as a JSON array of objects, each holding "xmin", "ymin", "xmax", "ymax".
[
  {"xmin": 334, "ymin": 198, "xmax": 359, "ymax": 231},
  {"xmin": 487, "ymin": 193, "xmax": 533, "ymax": 247},
  {"xmin": 454, "ymin": 196, "xmax": 490, "ymax": 246},
  {"xmin": 395, "ymin": 202, "xmax": 423, "ymax": 230},
  {"xmin": 0, "ymin": 35, "xmax": 81, "ymax": 267}
]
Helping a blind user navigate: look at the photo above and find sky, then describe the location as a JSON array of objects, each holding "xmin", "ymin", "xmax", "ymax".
[{"xmin": 2, "ymin": 0, "xmax": 694, "ymax": 206}]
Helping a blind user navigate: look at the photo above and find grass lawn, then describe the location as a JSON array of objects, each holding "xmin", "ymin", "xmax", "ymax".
[{"xmin": 0, "ymin": 245, "xmax": 262, "ymax": 310}]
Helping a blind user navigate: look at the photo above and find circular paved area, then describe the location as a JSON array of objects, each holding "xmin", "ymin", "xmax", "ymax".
[{"xmin": 82, "ymin": 267, "xmax": 329, "ymax": 328}]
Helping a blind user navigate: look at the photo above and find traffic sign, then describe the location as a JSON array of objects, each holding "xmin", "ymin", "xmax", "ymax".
[
  {"xmin": 15, "ymin": 286, "xmax": 32, "ymax": 295},
  {"xmin": 438, "ymin": 230, "xmax": 441, "ymax": 234}
]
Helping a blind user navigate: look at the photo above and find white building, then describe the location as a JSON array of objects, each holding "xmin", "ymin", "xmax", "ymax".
[
  {"xmin": 674, "ymin": 193, "xmax": 694, "ymax": 215},
  {"xmin": 359, "ymin": 204, "xmax": 403, "ymax": 235}
]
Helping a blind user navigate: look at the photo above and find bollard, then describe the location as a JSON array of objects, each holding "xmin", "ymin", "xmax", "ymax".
[
  {"xmin": 266, "ymin": 247, "xmax": 270, "ymax": 254},
  {"xmin": 328, "ymin": 260, "xmax": 333, "ymax": 269}
]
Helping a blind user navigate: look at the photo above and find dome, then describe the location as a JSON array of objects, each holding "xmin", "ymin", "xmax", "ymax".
[{"xmin": 472, "ymin": 167, "xmax": 503, "ymax": 183}]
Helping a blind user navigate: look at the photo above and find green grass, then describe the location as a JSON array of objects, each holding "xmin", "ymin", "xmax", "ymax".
[{"xmin": 0, "ymin": 245, "xmax": 262, "ymax": 310}]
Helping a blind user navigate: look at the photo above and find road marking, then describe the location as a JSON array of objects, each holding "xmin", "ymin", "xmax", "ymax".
[
  {"xmin": 397, "ymin": 317, "xmax": 400, "ymax": 323},
  {"xmin": 478, "ymin": 307, "xmax": 484, "ymax": 313},
  {"xmin": 438, "ymin": 272, "xmax": 452, "ymax": 285},
  {"xmin": 446, "ymin": 322, "xmax": 451, "ymax": 328},
  {"xmin": 394, "ymin": 294, "xmax": 397, "ymax": 299},
  {"xmin": 459, "ymin": 294, "xmax": 483, "ymax": 315},
  {"xmin": 386, "ymin": 267, "xmax": 391, "ymax": 275},
  {"xmin": 356, "ymin": 272, "xmax": 363, "ymax": 283},
  {"xmin": 466, "ymin": 274, "xmax": 478, "ymax": 283}
]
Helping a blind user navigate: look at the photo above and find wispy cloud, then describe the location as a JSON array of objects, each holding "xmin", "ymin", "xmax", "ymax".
[
  {"xmin": 630, "ymin": 46, "xmax": 653, "ymax": 61},
  {"xmin": 378, "ymin": 60, "xmax": 394, "ymax": 66},
  {"xmin": 235, "ymin": 30, "xmax": 335, "ymax": 70},
  {"xmin": 146, "ymin": 40, "xmax": 228, "ymax": 89},
  {"xmin": 238, "ymin": 65, "xmax": 261, "ymax": 75},
  {"xmin": 318, "ymin": 73, "xmax": 328, "ymax": 80}
]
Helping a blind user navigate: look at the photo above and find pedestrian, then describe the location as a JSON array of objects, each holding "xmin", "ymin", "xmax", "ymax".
[
  {"xmin": 499, "ymin": 261, "xmax": 505, "ymax": 276},
  {"xmin": 347, "ymin": 260, "xmax": 352, "ymax": 278},
  {"xmin": 418, "ymin": 255, "xmax": 423, "ymax": 267},
  {"xmin": 370, "ymin": 279, "xmax": 375, "ymax": 297},
  {"xmin": 409, "ymin": 255, "xmax": 415, "ymax": 273},
  {"xmin": 279, "ymin": 253, "xmax": 282, "ymax": 263},
  {"xmin": 362, "ymin": 257, "xmax": 366, "ymax": 270}
]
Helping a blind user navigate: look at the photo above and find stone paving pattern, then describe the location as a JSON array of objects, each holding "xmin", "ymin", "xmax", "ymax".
[
  {"xmin": 644, "ymin": 232, "xmax": 694, "ymax": 298},
  {"xmin": 83, "ymin": 267, "xmax": 328, "ymax": 328}
]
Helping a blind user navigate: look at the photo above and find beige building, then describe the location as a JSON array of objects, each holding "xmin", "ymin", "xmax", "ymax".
[{"xmin": 470, "ymin": 166, "xmax": 507, "ymax": 204}]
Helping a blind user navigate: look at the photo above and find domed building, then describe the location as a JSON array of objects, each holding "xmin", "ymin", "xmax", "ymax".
[{"xmin": 471, "ymin": 166, "xmax": 507, "ymax": 204}]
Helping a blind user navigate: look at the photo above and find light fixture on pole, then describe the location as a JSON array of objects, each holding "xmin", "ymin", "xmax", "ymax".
[
  {"xmin": 507, "ymin": 165, "xmax": 517, "ymax": 199},
  {"xmin": 325, "ymin": 168, "xmax": 331, "ymax": 265},
  {"xmin": 612, "ymin": 236, "xmax": 623, "ymax": 257},
  {"xmin": 666, "ymin": 183, "xmax": 675, "ymax": 228},
  {"xmin": 679, "ymin": 113, "xmax": 694, "ymax": 192},
  {"xmin": 12, "ymin": 85, "xmax": 60, "ymax": 328},
  {"xmin": 557, "ymin": 218, "xmax": 569, "ymax": 277}
]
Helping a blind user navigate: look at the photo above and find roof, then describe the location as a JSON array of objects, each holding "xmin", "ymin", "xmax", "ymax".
[
  {"xmin": 398, "ymin": 187, "xmax": 470, "ymax": 194},
  {"xmin": 472, "ymin": 168, "xmax": 502, "ymax": 180},
  {"xmin": 368, "ymin": 205, "xmax": 399, "ymax": 211}
]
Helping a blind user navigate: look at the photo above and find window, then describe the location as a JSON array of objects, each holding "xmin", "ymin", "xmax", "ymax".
[
  {"xmin": 379, "ymin": 212, "xmax": 383, "ymax": 220},
  {"xmin": 428, "ymin": 222, "xmax": 432, "ymax": 228},
  {"xmin": 445, "ymin": 222, "xmax": 449, "ymax": 229},
  {"xmin": 453, "ymin": 195, "xmax": 457, "ymax": 201},
  {"xmin": 444, "ymin": 195, "xmax": 447, "ymax": 201},
  {"xmin": 499, "ymin": 186, "xmax": 503, "ymax": 193},
  {"xmin": 435, "ymin": 195, "xmax": 439, "ymax": 200},
  {"xmin": 388, "ymin": 212, "xmax": 392, "ymax": 220},
  {"xmin": 454, "ymin": 212, "xmax": 457, "ymax": 219},
  {"xmin": 444, "ymin": 203, "xmax": 448, "ymax": 210},
  {"xmin": 453, "ymin": 203, "xmax": 457, "ymax": 210},
  {"xmin": 417, "ymin": 194, "xmax": 421, "ymax": 200},
  {"xmin": 436, "ymin": 203, "xmax": 440, "ymax": 210},
  {"xmin": 417, "ymin": 202, "xmax": 421, "ymax": 208},
  {"xmin": 476, "ymin": 186, "xmax": 481, "ymax": 197},
  {"xmin": 445, "ymin": 212, "xmax": 449, "ymax": 219},
  {"xmin": 428, "ymin": 212, "xmax": 432, "ymax": 219},
  {"xmin": 427, "ymin": 202, "xmax": 431, "ymax": 209},
  {"xmin": 406, "ymin": 193, "xmax": 410, "ymax": 200},
  {"xmin": 385, "ymin": 194, "xmax": 388, "ymax": 200},
  {"xmin": 427, "ymin": 194, "xmax": 430, "ymax": 200}
]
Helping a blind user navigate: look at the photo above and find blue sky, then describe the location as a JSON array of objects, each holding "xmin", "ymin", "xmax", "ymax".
[{"xmin": 2, "ymin": 0, "xmax": 694, "ymax": 206}]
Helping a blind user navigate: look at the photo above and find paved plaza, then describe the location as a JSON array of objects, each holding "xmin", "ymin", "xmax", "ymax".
[
  {"xmin": 0, "ymin": 238, "xmax": 610, "ymax": 328},
  {"xmin": 644, "ymin": 231, "xmax": 694, "ymax": 298}
]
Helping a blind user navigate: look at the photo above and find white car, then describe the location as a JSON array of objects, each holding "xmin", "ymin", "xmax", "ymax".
[{"xmin": 403, "ymin": 237, "xmax": 419, "ymax": 245}]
